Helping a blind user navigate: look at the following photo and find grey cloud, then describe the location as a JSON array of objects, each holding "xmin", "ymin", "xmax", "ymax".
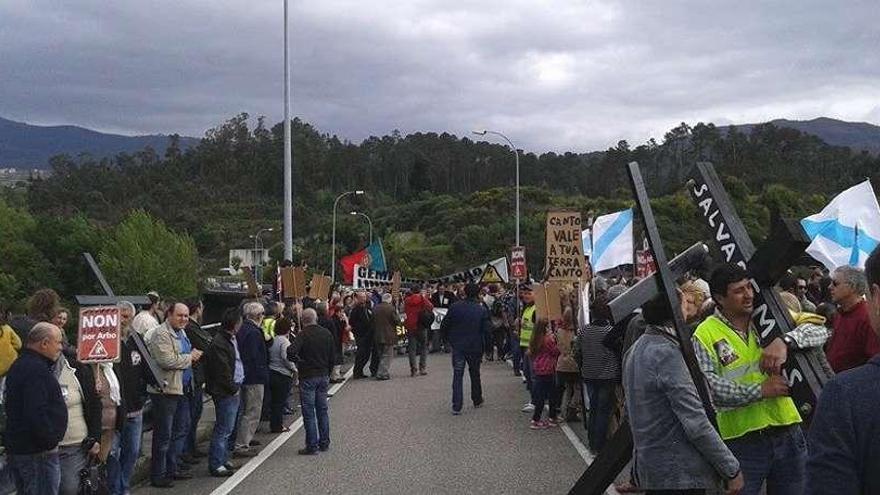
[{"xmin": 1, "ymin": 0, "xmax": 878, "ymax": 152}]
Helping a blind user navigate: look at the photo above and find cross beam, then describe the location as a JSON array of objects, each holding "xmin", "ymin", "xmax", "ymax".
[
  {"xmin": 609, "ymin": 242, "xmax": 710, "ymax": 322},
  {"xmin": 78, "ymin": 252, "xmax": 167, "ymax": 392},
  {"xmin": 569, "ymin": 163, "xmax": 716, "ymax": 495},
  {"xmin": 687, "ymin": 162, "xmax": 827, "ymax": 419}
]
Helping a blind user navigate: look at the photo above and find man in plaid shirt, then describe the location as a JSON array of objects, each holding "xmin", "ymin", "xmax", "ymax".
[{"xmin": 691, "ymin": 263, "xmax": 828, "ymax": 495}]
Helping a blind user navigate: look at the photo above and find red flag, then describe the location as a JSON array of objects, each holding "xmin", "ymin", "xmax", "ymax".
[{"xmin": 339, "ymin": 249, "xmax": 368, "ymax": 284}]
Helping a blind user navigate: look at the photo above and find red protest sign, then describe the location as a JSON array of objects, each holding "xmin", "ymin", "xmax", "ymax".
[
  {"xmin": 77, "ymin": 306, "xmax": 121, "ymax": 363},
  {"xmin": 511, "ymin": 246, "xmax": 527, "ymax": 280}
]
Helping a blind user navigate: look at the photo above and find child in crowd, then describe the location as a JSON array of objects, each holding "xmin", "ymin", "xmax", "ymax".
[{"xmin": 527, "ymin": 319, "xmax": 560, "ymax": 429}]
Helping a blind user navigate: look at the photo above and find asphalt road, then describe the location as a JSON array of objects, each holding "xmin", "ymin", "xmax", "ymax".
[{"xmin": 223, "ymin": 353, "xmax": 587, "ymax": 495}]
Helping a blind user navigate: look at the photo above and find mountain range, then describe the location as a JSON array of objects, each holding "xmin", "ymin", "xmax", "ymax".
[
  {"xmin": 0, "ymin": 116, "xmax": 199, "ymax": 168},
  {"xmin": 722, "ymin": 117, "xmax": 880, "ymax": 154},
  {"xmin": 1, "ymin": 115, "xmax": 879, "ymax": 169}
]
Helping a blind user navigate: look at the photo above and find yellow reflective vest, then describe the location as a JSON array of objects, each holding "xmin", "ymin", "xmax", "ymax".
[
  {"xmin": 261, "ymin": 317, "xmax": 277, "ymax": 342},
  {"xmin": 693, "ymin": 315, "xmax": 801, "ymax": 440},
  {"xmin": 520, "ymin": 305, "xmax": 536, "ymax": 348}
]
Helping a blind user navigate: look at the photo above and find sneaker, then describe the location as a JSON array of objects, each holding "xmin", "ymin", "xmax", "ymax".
[
  {"xmin": 545, "ymin": 419, "xmax": 559, "ymax": 428},
  {"xmin": 319, "ymin": 444, "xmax": 330, "ymax": 452},
  {"xmin": 473, "ymin": 399, "xmax": 484, "ymax": 408},
  {"xmin": 451, "ymin": 409, "xmax": 462, "ymax": 416},
  {"xmin": 521, "ymin": 375, "xmax": 527, "ymax": 384},
  {"xmin": 210, "ymin": 466, "xmax": 235, "ymax": 478},
  {"xmin": 419, "ymin": 369, "xmax": 428, "ymax": 376},
  {"xmin": 521, "ymin": 402, "xmax": 535, "ymax": 412},
  {"xmin": 298, "ymin": 448, "xmax": 319, "ymax": 456},
  {"xmin": 224, "ymin": 461, "xmax": 238, "ymax": 470},
  {"xmin": 529, "ymin": 420, "xmax": 546, "ymax": 430},
  {"xmin": 410, "ymin": 369, "xmax": 417, "ymax": 377},
  {"xmin": 513, "ymin": 370, "xmax": 522, "ymax": 377}
]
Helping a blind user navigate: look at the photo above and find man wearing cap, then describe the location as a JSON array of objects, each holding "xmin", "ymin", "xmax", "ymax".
[
  {"xmin": 133, "ymin": 291, "xmax": 162, "ymax": 337},
  {"xmin": 440, "ymin": 283, "xmax": 491, "ymax": 415}
]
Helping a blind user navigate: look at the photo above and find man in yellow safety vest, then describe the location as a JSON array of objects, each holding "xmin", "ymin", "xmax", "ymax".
[
  {"xmin": 517, "ymin": 285, "xmax": 536, "ymax": 412},
  {"xmin": 693, "ymin": 263, "xmax": 820, "ymax": 495}
]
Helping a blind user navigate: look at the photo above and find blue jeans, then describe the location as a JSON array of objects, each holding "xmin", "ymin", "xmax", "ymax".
[
  {"xmin": 106, "ymin": 412, "xmax": 143, "ymax": 495},
  {"xmin": 149, "ymin": 393, "xmax": 186, "ymax": 482},
  {"xmin": 171, "ymin": 391, "xmax": 191, "ymax": 472},
  {"xmin": 57, "ymin": 445, "xmax": 86, "ymax": 495},
  {"xmin": 521, "ymin": 347, "xmax": 533, "ymax": 392},
  {"xmin": 8, "ymin": 451, "xmax": 61, "ymax": 495},
  {"xmin": 299, "ymin": 376, "xmax": 330, "ymax": 451},
  {"xmin": 584, "ymin": 379, "xmax": 615, "ymax": 452},
  {"xmin": 209, "ymin": 393, "xmax": 240, "ymax": 471},
  {"xmin": 451, "ymin": 349, "xmax": 483, "ymax": 412},
  {"xmin": 186, "ymin": 385, "xmax": 204, "ymax": 454},
  {"xmin": 726, "ymin": 425, "xmax": 807, "ymax": 495},
  {"xmin": 531, "ymin": 374, "xmax": 555, "ymax": 422}
]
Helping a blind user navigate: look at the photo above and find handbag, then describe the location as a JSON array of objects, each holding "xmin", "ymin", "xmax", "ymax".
[{"xmin": 78, "ymin": 460, "xmax": 110, "ymax": 495}]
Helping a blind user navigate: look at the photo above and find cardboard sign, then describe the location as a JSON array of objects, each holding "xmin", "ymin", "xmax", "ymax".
[
  {"xmin": 77, "ymin": 306, "xmax": 121, "ymax": 363},
  {"xmin": 241, "ymin": 266, "xmax": 260, "ymax": 297},
  {"xmin": 533, "ymin": 283, "xmax": 564, "ymax": 322},
  {"xmin": 391, "ymin": 271, "xmax": 401, "ymax": 301},
  {"xmin": 545, "ymin": 211, "xmax": 586, "ymax": 282},
  {"xmin": 510, "ymin": 246, "xmax": 527, "ymax": 280},
  {"xmin": 281, "ymin": 266, "xmax": 308, "ymax": 299},
  {"xmin": 308, "ymin": 274, "xmax": 332, "ymax": 301}
]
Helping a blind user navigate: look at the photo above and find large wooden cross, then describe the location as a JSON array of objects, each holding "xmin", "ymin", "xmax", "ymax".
[
  {"xmin": 569, "ymin": 163, "xmax": 716, "ymax": 495},
  {"xmin": 687, "ymin": 162, "xmax": 827, "ymax": 419},
  {"xmin": 77, "ymin": 252, "xmax": 166, "ymax": 391}
]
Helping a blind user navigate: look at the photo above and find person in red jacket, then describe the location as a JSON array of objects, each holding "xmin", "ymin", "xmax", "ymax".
[
  {"xmin": 826, "ymin": 265, "xmax": 880, "ymax": 372},
  {"xmin": 404, "ymin": 286, "xmax": 434, "ymax": 377}
]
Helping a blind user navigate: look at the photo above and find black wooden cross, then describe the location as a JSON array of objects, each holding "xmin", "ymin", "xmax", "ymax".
[
  {"xmin": 78, "ymin": 252, "xmax": 166, "ymax": 391},
  {"xmin": 569, "ymin": 163, "xmax": 716, "ymax": 495},
  {"xmin": 687, "ymin": 162, "xmax": 827, "ymax": 420}
]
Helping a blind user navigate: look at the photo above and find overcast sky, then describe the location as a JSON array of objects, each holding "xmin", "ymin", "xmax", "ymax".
[{"xmin": 2, "ymin": 0, "xmax": 879, "ymax": 152}]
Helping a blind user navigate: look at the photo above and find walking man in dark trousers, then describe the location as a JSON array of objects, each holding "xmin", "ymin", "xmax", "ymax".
[
  {"xmin": 287, "ymin": 309, "xmax": 335, "ymax": 455},
  {"xmin": 440, "ymin": 283, "xmax": 491, "ymax": 415}
]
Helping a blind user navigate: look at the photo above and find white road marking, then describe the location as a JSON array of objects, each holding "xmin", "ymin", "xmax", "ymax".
[{"xmin": 209, "ymin": 368, "xmax": 354, "ymax": 495}]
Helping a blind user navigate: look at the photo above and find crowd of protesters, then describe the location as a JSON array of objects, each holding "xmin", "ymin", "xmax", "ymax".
[{"xmin": 3, "ymin": 244, "xmax": 880, "ymax": 494}]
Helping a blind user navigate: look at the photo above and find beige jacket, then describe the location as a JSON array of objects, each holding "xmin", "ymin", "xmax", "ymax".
[{"xmin": 146, "ymin": 322, "xmax": 193, "ymax": 395}]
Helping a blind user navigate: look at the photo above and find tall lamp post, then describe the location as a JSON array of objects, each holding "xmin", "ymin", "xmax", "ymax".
[
  {"xmin": 472, "ymin": 129, "xmax": 520, "ymax": 247},
  {"xmin": 252, "ymin": 227, "xmax": 275, "ymax": 283},
  {"xmin": 473, "ymin": 129, "xmax": 522, "ymax": 315},
  {"xmin": 331, "ymin": 190, "xmax": 365, "ymax": 283},
  {"xmin": 282, "ymin": 0, "xmax": 293, "ymax": 261},
  {"xmin": 350, "ymin": 211, "xmax": 374, "ymax": 244}
]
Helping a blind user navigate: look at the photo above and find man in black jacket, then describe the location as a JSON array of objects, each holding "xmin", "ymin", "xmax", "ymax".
[
  {"xmin": 287, "ymin": 308, "xmax": 335, "ymax": 455},
  {"xmin": 108, "ymin": 301, "xmax": 149, "ymax": 495},
  {"xmin": 349, "ymin": 291, "xmax": 378, "ymax": 379},
  {"xmin": 4, "ymin": 322, "xmax": 67, "ymax": 495},
  {"xmin": 183, "ymin": 298, "xmax": 212, "ymax": 462},
  {"xmin": 205, "ymin": 309, "xmax": 243, "ymax": 477}
]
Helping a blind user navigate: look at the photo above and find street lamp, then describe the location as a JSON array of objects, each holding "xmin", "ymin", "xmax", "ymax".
[
  {"xmin": 350, "ymin": 211, "xmax": 373, "ymax": 245},
  {"xmin": 473, "ymin": 129, "xmax": 522, "ymax": 316},
  {"xmin": 252, "ymin": 227, "xmax": 275, "ymax": 282},
  {"xmin": 472, "ymin": 129, "xmax": 520, "ymax": 247},
  {"xmin": 331, "ymin": 190, "xmax": 365, "ymax": 283},
  {"xmin": 282, "ymin": 0, "xmax": 293, "ymax": 261}
]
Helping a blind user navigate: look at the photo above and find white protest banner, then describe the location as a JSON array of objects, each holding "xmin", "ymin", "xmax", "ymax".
[{"xmin": 352, "ymin": 257, "xmax": 510, "ymax": 289}]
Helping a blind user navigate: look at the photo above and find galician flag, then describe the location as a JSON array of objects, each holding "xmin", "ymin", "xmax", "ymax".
[
  {"xmin": 801, "ymin": 180, "xmax": 880, "ymax": 270},
  {"xmin": 591, "ymin": 209, "xmax": 634, "ymax": 273}
]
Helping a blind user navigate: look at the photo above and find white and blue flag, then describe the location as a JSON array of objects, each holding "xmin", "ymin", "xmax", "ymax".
[
  {"xmin": 801, "ymin": 180, "xmax": 880, "ymax": 270},
  {"xmin": 581, "ymin": 229, "xmax": 592, "ymax": 259},
  {"xmin": 591, "ymin": 209, "xmax": 634, "ymax": 273}
]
